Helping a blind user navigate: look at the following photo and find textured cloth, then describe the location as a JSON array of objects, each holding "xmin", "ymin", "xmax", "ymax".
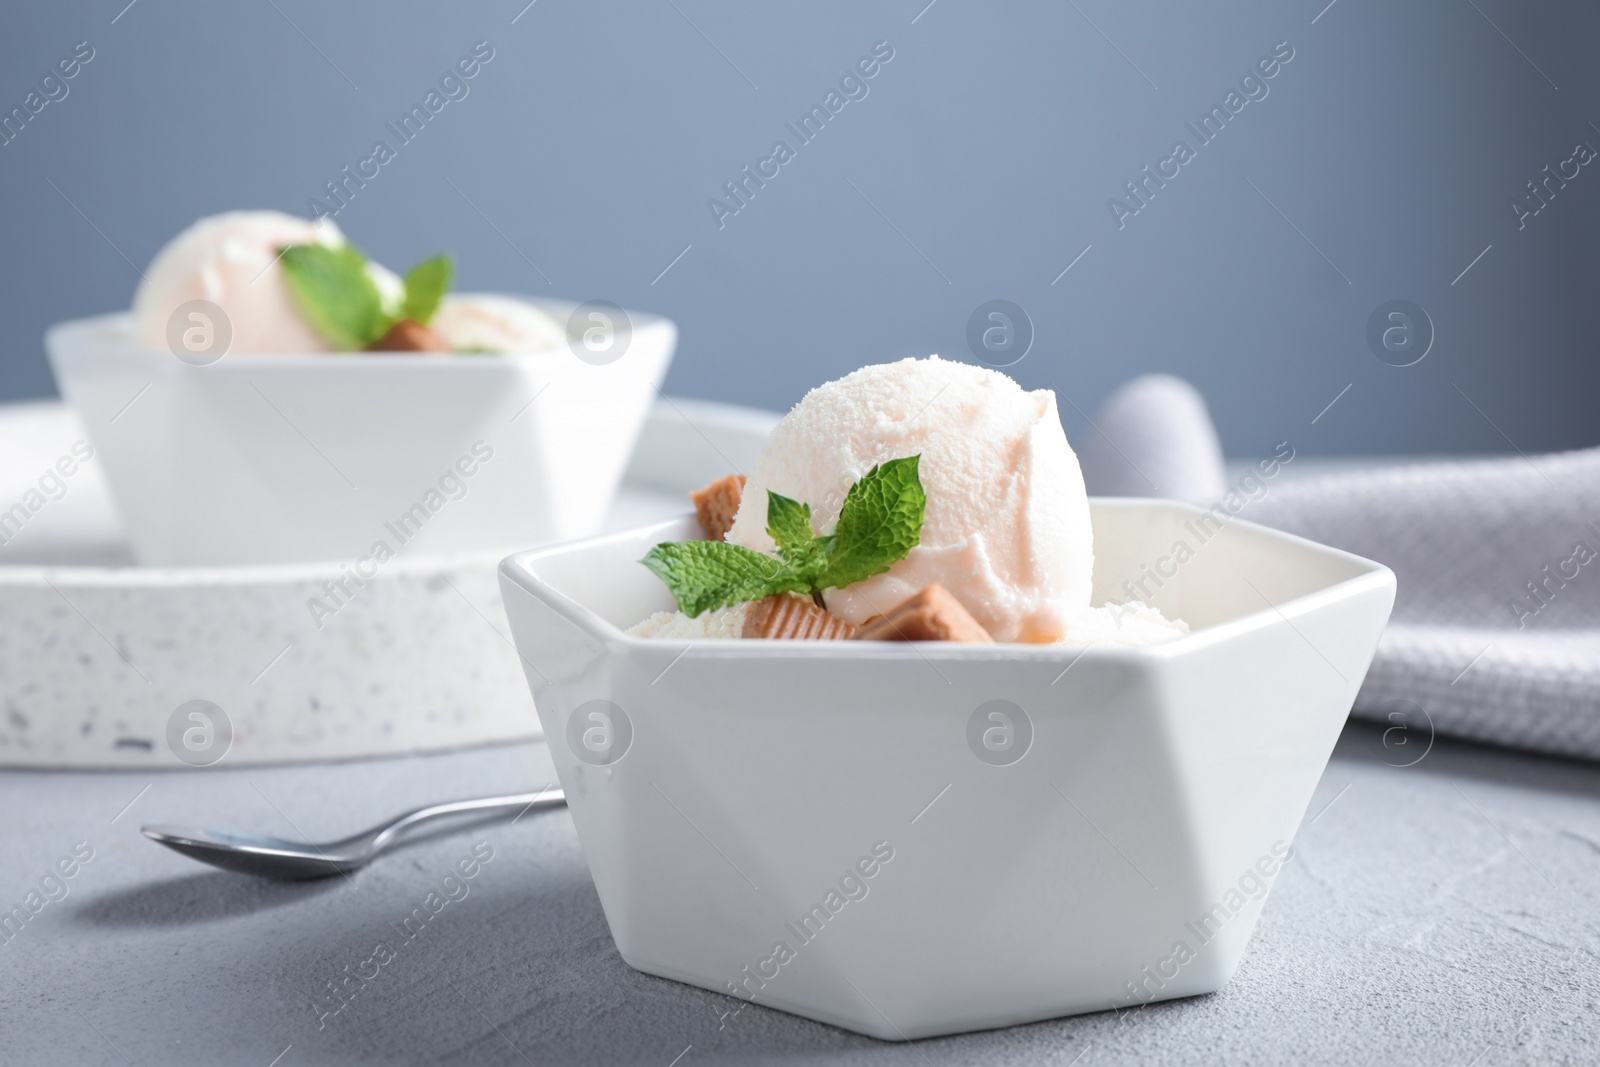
[
  {"xmin": 1083, "ymin": 379, "xmax": 1600, "ymax": 761},
  {"xmin": 1245, "ymin": 450, "xmax": 1600, "ymax": 761}
]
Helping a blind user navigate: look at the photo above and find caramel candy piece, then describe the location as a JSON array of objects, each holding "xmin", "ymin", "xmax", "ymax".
[
  {"xmin": 743, "ymin": 594, "xmax": 859, "ymax": 640},
  {"xmin": 365, "ymin": 318, "xmax": 451, "ymax": 352},
  {"xmin": 853, "ymin": 584, "xmax": 994, "ymax": 643},
  {"xmin": 690, "ymin": 474, "xmax": 746, "ymax": 542}
]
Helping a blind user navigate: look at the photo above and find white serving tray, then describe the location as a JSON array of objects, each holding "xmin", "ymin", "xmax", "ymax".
[{"xmin": 0, "ymin": 397, "xmax": 777, "ymax": 768}]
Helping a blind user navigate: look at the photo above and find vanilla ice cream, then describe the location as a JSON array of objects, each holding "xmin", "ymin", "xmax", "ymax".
[
  {"xmin": 131, "ymin": 210, "xmax": 402, "ymax": 353},
  {"xmin": 727, "ymin": 355, "xmax": 1095, "ymax": 643},
  {"xmin": 629, "ymin": 603, "xmax": 752, "ymax": 639},
  {"xmin": 432, "ymin": 294, "xmax": 566, "ymax": 353}
]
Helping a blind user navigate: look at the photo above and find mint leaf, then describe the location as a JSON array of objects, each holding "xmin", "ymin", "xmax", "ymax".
[
  {"xmin": 641, "ymin": 456, "xmax": 925, "ymax": 618},
  {"xmin": 815, "ymin": 456, "xmax": 925, "ymax": 591},
  {"xmin": 641, "ymin": 540, "xmax": 809, "ymax": 618},
  {"xmin": 765, "ymin": 491, "xmax": 824, "ymax": 572},
  {"xmin": 279, "ymin": 244, "xmax": 389, "ymax": 349},
  {"xmin": 401, "ymin": 254, "xmax": 452, "ymax": 325}
]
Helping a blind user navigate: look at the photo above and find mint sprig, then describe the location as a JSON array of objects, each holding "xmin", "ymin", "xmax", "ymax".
[
  {"xmin": 279, "ymin": 242, "xmax": 454, "ymax": 349},
  {"xmin": 279, "ymin": 244, "xmax": 387, "ymax": 350},
  {"xmin": 814, "ymin": 454, "xmax": 925, "ymax": 591},
  {"xmin": 764, "ymin": 492, "xmax": 825, "ymax": 572},
  {"xmin": 638, "ymin": 541, "xmax": 811, "ymax": 618},
  {"xmin": 641, "ymin": 456, "xmax": 925, "ymax": 618},
  {"xmin": 400, "ymin": 255, "xmax": 452, "ymax": 325}
]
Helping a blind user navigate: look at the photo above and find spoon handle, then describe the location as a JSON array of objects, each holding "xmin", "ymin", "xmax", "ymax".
[{"xmin": 361, "ymin": 788, "xmax": 566, "ymax": 855}]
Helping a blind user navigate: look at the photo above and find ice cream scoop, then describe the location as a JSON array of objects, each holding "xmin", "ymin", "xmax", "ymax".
[
  {"xmin": 131, "ymin": 210, "xmax": 401, "ymax": 353},
  {"xmin": 431, "ymin": 294, "xmax": 566, "ymax": 353},
  {"xmin": 726, "ymin": 355, "xmax": 1095, "ymax": 643}
]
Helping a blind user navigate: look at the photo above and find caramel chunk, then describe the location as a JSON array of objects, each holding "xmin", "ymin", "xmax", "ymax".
[
  {"xmin": 690, "ymin": 474, "xmax": 746, "ymax": 542},
  {"xmin": 853, "ymin": 584, "xmax": 994, "ymax": 643},
  {"xmin": 743, "ymin": 594, "xmax": 859, "ymax": 640},
  {"xmin": 366, "ymin": 318, "xmax": 451, "ymax": 352}
]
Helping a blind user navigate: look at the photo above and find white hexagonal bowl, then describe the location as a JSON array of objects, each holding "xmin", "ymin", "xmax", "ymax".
[
  {"xmin": 498, "ymin": 499, "xmax": 1395, "ymax": 1039},
  {"xmin": 45, "ymin": 299, "xmax": 674, "ymax": 566}
]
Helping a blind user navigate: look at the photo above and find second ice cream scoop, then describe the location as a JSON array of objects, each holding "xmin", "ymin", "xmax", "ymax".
[{"xmin": 130, "ymin": 210, "xmax": 402, "ymax": 354}]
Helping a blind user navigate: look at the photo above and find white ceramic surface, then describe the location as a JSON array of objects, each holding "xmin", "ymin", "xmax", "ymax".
[
  {"xmin": 46, "ymin": 299, "xmax": 675, "ymax": 566},
  {"xmin": 498, "ymin": 501, "xmax": 1396, "ymax": 1039},
  {"xmin": 0, "ymin": 397, "xmax": 778, "ymax": 768}
]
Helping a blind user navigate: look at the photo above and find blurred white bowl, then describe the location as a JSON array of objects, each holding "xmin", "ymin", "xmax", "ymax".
[
  {"xmin": 498, "ymin": 500, "xmax": 1395, "ymax": 1039},
  {"xmin": 46, "ymin": 297, "xmax": 674, "ymax": 565}
]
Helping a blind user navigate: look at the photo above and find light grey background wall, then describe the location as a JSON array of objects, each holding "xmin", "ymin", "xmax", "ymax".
[{"xmin": 1, "ymin": 0, "xmax": 1597, "ymax": 458}]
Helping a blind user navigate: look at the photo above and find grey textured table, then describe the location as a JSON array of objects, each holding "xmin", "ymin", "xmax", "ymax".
[{"xmin": 6, "ymin": 720, "xmax": 1598, "ymax": 1066}]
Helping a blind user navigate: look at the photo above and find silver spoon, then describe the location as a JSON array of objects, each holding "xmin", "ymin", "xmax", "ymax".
[{"xmin": 141, "ymin": 789, "xmax": 566, "ymax": 881}]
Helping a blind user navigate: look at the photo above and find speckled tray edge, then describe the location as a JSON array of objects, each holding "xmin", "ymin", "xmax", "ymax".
[{"xmin": 0, "ymin": 398, "xmax": 777, "ymax": 769}]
